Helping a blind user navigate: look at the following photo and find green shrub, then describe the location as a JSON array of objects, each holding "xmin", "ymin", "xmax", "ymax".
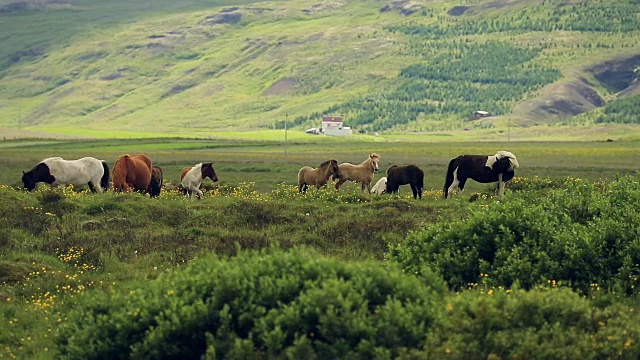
[
  {"xmin": 391, "ymin": 176, "xmax": 640, "ymax": 294},
  {"xmin": 426, "ymin": 288, "xmax": 640, "ymax": 360},
  {"xmin": 56, "ymin": 250, "xmax": 447, "ymax": 359}
]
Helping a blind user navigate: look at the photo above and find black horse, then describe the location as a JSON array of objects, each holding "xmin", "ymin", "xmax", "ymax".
[
  {"xmin": 147, "ymin": 165, "xmax": 163, "ymax": 198},
  {"xmin": 386, "ymin": 164, "xmax": 424, "ymax": 199},
  {"xmin": 444, "ymin": 151, "xmax": 519, "ymax": 199}
]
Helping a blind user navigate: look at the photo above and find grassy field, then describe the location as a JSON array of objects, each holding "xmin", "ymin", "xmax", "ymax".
[
  {"xmin": 1, "ymin": 138, "xmax": 638, "ymax": 194},
  {"xmin": 1, "ymin": 138, "xmax": 640, "ymax": 358}
]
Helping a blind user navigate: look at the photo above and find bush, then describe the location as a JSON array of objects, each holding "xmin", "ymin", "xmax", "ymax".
[
  {"xmin": 391, "ymin": 176, "xmax": 640, "ymax": 294},
  {"xmin": 56, "ymin": 250, "xmax": 447, "ymax": 359}
]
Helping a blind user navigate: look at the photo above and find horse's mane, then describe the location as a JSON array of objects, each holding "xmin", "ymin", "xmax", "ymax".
[
  {"xmin": 319, "ymin": 160, "xmax": 333, "ymax": 168},
  {"xmin": 42, "ymin": 157, "xmax": 63, "ymax": 163},
  {"xmin": 386, "ymin": 164, "xmax": 398, "ymax": 176},
  {"xmin": 192, "ymin": 163, "xmax": 203, "ymax": 170},
  {"xmin": 486, "ymin": 151, "xmax": 519, "ymax": 170}
]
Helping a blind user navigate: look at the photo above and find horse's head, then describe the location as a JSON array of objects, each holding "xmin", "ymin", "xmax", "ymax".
[
  {"xmin": 369, "ymin": 153, "xmax": 380, "ymax": 172},
  {"xmin": 330, "ymin": 159, "xmax": 340, "ymax": 179},
  {"xmin": 21, "ymin": 170, "xmax": 37, "ymax": 191},
  {"xmin": 202, "ymin": 162, "xmax": 218, "ymax": 182}
]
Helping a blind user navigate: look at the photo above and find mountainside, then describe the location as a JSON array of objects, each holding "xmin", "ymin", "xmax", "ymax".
[{"xmin": 0, "ymin": 0, "xmax": 639, "ymax": 137}]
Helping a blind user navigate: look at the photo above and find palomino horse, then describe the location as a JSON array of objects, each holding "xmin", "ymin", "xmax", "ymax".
[
  {"xmin": 334, "ymin": 153, "xmax": 380, "ymax": 194},
  {"xmin": 22, "ymin": 157, "xmax": 109, "ymax": 192},
  {"xmin": 444, "ymin": 151, "xmax": 519, "ymax": 199},
  {"xmin": 147, "ymin": 165, "xmax": 163, "ymax": 198},
  {"xmin": 386, "ymin": 164, "xmax": 424, "ymax": 199},
  {"xmin": 181, "ymin": 162, "xmax": 218, "ymax": 199},
  {"xmin": 112, "ymin": 154, "xmax": 153, "ymax": 193},
  {"xmin": 297, "ymin": 159, "xmax": 340, "ymax": 193}
]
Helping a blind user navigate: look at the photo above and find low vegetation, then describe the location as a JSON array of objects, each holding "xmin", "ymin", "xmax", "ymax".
[{"xmin": 1, "ymin": 171, "xmax": 640, "ymax": 358}]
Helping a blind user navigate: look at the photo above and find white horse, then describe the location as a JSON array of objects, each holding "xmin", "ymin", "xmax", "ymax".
[
  {"xmin": 180, "ymin": 162, "xmax": 218, "ymax": 199},
  {"xmin": 371, "ymin": 177, "xmax": 387, "ymax": 194},
  {"xmin": 334, "ymin": 153, "xmax": 380, "ymax": 194},
  {"xmin": 22, "ymin": 157, "xmax": 109, "ymax": 192}
]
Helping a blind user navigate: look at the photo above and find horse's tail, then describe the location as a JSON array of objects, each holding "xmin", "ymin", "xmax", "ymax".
[
  {"xmin": 444, "ymin": 158, "xmax": 458, "ymax": 199},
  {"xmin": 418, "ymin": 167, "xmax": 424, "ymax": 189},
  {"xmin": 101, "ymin": 161, "xmax": 110, "ymax": 190},
  {"xmin": 112, "ymin": 155, "xmax": 131, "ymax": 192}
]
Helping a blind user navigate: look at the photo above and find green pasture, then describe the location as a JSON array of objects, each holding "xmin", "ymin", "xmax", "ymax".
[{"xmin": 0, "ymin": 138, "xmax": 637, "ymax": 195}]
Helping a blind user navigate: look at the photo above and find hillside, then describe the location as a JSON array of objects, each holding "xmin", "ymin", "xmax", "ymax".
[{"xmin": 0, "ymin": 0, "xmax": 639, "ymax": 137}]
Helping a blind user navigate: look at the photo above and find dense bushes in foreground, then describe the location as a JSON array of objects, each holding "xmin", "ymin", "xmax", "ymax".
[
  {"xmin": 391, "ymin": 176, "xmax": 640, "ymax": 293},
  {"xmin": 56, "ymin": 250, "xmax": 640, "ymax": 359}
]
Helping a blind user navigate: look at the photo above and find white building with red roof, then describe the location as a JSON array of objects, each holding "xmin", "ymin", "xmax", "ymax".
[{"xmin": 321, "ymin": 116, "xmax": 352, "ymax": 136}]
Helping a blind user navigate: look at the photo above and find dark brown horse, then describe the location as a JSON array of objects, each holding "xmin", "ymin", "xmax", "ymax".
[
  {"xmin": 112, "ymin": 154, "xmax": 153, "ymax": 193},
  {"xmin": 147, "ymin": 165, "xmax": 163, "ymax": 198},
  {"xmin": 180, "ymin": 162, "xmax": 218, "ymax": 199},
  {"xmin": 297, "ymin": 159, "xmax": 340, "ymax": 193},
  {"xmin": 386, "ymin": 165, "xmax": 424, "ymax": 199}
]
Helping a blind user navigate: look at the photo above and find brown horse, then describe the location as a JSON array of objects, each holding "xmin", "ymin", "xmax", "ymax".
[
  {"xmin": 112, "ymin": 154, "xmax": 153, "ymax": 193},
  {"xmin": 297, "ymin": 159, "xmax": 340, "ymax": 193},
  {"xmin": 147, "ymin": 165, "xmax": 163, "ymax": 198},
  {"xmin": 334, "ymin": 153, "xmax": 380, "ymax": 194},
  {"xmin": 180, "ymin": 162, "xmax": 218, "ymax": 199}
]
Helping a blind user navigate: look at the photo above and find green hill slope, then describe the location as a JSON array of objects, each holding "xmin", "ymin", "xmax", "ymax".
[{"xmin": 0, "ymin": 0, "xmax": 639, "ymax": 137}]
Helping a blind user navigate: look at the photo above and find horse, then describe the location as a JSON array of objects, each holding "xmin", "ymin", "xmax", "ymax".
[
  {"xmin": 112, "ymin": 154, "xmax": 153, "ymax": 193},
  {"xmin": 444, "ymin": 151, "xmax": 519, "ymax": 199},
  {"xmin": 297, "ymin": 159, "xmax": 340, "ymax": 193},
  {"xmin": 147, "ymin": 165, "xmax": 163, "ymax": 198},
  {"xmin": 22, "ymin": 157, "xmax": 109, "ymax": 192},
  {"xmin": 334, "ymin": 153, "xmax": 380, "ymax": 193},
  {"xmin": 371, "ymin": 177, "xmax": 387, "ymax": 195},
  {"xmin": 386, "ymin": 165, "xmax": 424, "ymax": 199},
  {"xmin": 181, "ymin": 162, "xmax": 218, "ymax": 199}
]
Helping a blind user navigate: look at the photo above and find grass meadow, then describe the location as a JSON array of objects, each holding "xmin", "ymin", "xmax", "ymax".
[{"xmin": 1, "ymin": 137, "xmax": 639, "ymax": 358}]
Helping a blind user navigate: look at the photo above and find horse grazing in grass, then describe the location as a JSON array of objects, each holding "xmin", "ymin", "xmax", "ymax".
[
  {"xmin": 334, "ymin": 153, "xmax": 380, "ymax": 194},
  {"xmin": 22, "ymin": 157, "xmax": 109, "ymax": 192},
  {"xmin": 297, "ymin": 159, "xmax": 340, "ymax": 193},
  {"xmin": 386, "ymin": 165, "xmax": 424, "ymax": 199},
  {"xmin": 444, "ymin": 151, "xmax": 519, "ymax": 199},
  {"xmin": 181, "ymin": 162, "xmax": 218, "ymax": 199},
  {"xmin": 371, "ymin": 177, "xmax": 387, "ymax": 195},
  {"xmin": 112, "ymin": 154, "xmax": 153, "ymax": 193},
  {"xmin": 147, "ymin": 166, "xmax": 163, "ymax": 198}
]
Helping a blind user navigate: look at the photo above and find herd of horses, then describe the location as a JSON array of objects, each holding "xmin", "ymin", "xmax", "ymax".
[
  {"xmin": 20, "ymin": 151, "xmax": 519, "ymax": 200},
  {"xmin": 295, "ymin": 151, "xmax": 519, "ymax": 199},
  {"xmin": 21, "ymin": 154, "xmax": 218, "ymax": 199}
]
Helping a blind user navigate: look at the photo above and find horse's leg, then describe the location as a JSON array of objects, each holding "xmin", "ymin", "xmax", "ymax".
[
  {"xmin": 447, "ymin": 168, "xmax": 460, "ymax": 198},
  {"xmin": 298, "ymin": 183, "xmax": 304, "ymax": 193},
  {"xmin": 457, "ymin": 179, "xmax": 467, "ymax": 194},
  {"xmin": 497, "ymin": 173, "xmax": 505, "ymax": 199},
  {"xmin": 410, "ymin": 184, "xmax": 418, "ymax": 199},
  {"xmin": 88, "ymin": 182, "xmax": 97, "ymax": 193},
  {"xmin": 335, "ymin": 178, "xmax": 347, "ymax": 190}
]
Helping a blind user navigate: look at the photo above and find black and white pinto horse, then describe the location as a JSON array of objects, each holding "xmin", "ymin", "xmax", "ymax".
[
  {"xmin": 22, "ymin": 157, "xmax": 110, "ymax": 192},
  {"xmin": 444, "ymin": 151, "xmax": 519, "ymax": 199}
]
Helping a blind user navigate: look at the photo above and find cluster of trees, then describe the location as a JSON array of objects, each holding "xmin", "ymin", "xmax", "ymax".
[
  {"xmin": 309, "ymin": 41, "xmax": 559, "ymax": 131},
  {"xmin": 392, "ymin": 0, "xmax": 640, "ymax": 37},
  {"xmin": 596, "ymin": 94, "xmax": 640, "ymax": 124}
]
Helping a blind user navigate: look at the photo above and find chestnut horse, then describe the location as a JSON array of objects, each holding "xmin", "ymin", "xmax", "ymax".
[
  {"xmin": 297, "ymin": 159, "xmax": 340, "ymax": 193},
  {"xmin": 181, "ymin": 162, "xmax": 218, "ymax": 199},
  {"xmin": 334, "ymin": 153, "xmax": 380, "ymax": 194},
  {"xmin": 112, "ymin": 154, "xmax": 153, "ymax": 193}
]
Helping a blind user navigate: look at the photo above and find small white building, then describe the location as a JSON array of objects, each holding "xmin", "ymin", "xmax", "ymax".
[{"xmin": 321, "ymin": 116, "xmax": 352, "ymax": 136}]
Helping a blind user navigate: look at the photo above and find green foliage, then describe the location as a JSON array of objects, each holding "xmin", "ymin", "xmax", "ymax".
[
  {"xmin": 56, "ymin": 250, "xmax": 447, "ymax": 359},
  {"xmin": 427, "ymin": 288, "xmax": 640, "ymax": 359},
  {"xmin": 391, "ymin": 176, "xmax": 640, "ymax": 294},
  {"xmin": 596, "ymin": 94, "xmax": 640, "ymax": 124}
]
